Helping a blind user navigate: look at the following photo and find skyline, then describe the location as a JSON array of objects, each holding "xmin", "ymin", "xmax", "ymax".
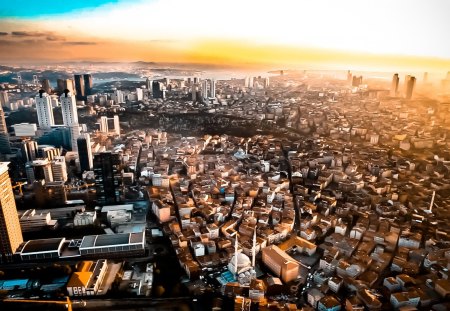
[{"xmin": 0, "ymin": 0, "xmax": 450, "ymax": 70}]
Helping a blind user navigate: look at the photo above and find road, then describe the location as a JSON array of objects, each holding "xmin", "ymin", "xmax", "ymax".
[{"xmin": 75, "ymin": 297, "xmax": 193, "ymax": 311}]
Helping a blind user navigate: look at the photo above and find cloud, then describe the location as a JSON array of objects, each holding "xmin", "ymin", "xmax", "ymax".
[
  {"xmin": 46, "ymin": 35, "xmax": 65, "ymax": 41},
  {"xmin": 0, "ymin": 32, "xmax": 8, "ymax": 36},
  {"xmin": 63, "ymin": 41, "xmax": 97, "ymax": 46},
  {"xmin": 11, "ymin": 31, "xmax": 48, "ymax": 37}
]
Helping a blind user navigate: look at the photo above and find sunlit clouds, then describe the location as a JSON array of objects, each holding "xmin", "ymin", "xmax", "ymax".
[{"xmin": 0, "ymin": 0, "xmax": 449, "ymax": 69}]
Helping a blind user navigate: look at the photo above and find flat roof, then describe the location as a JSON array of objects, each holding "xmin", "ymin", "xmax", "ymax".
[
  {"xmin": 80, "ymin": 232, "xmax": 144, "ymax": 249},
  {"xmin": 21, "ymin": 238, "xmax": 65, "ymax": 254}
]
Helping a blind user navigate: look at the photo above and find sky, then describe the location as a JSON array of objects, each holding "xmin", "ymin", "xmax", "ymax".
[{"xmin": 0, "ymin": 0, "xmax": 449, "ymax": 71}]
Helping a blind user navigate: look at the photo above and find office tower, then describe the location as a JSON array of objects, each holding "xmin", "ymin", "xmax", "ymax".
[
  {"xmin": 136, "ymin": 88, "xmax": 143, "ymax": 101},
  {"xmin": 25, "ymin": 159, "xmax": 53, "ymax": 183},
  {"xmin": 403, "ymin": 75, "xmax": 411, "ymax": 96},
  {"xmin": 113, "ymin": 90, "xmax": 125, "ymax": 104},
  {"xmin": 77, "ymin": 133, "xmax": 93, "ymax": 172},
  {"xmin": 83, "ymin": 74, "xmax": 93, "ymax": 97},
  {"xmin": 0, "ymin": 162, "xmax": 23, "ymax": 262},
  {"xmin": 41, "ymin": 79, "xmax": 52, "ymax": 94},
  {"xmin": 423, "ymin": 72, "xmax": 428, "ymax": 83},
  {"xmin": 60, "ymin": 89, "xmax": 79, "ymax": 126},
  {"xmin": 390, "ymin": 73, "xmax": 399, "ymax": 96},
  {"xmin": 264, "ymin": 77, "xmax": 270, "ymax": 88},
  {"xmin": 210, "ymin": 79, "xmax": 216, "ymax": 98},
  {"xmin": 93, "ymin": 152, "xmax": 122, "ymax": 205},
  {"xmin": 99, "ymin": 116, "xmax": 109, "ymax": 133},
  {"xmin": 57, "ymin": 78, "xmax": 75, "ymax": 95},
  {"xmin": 108, "ymin": 115, "xmax": 120, "ymax": 136},
  {"xmin": 37, "ymin": 145, "xmax": 60, "ymax": 161},
  {"xmin": 32, "ymin": 75, "xmax": 39, "ymax": 85},
  {"xmin": 0, "ymin": 106, "xmax": 11, "ymax": 154},
  {"xmin": 406, "ymin": 76, "xmax": 416, "ymax": 99},
  {"xmin": 37, "ymin": 127, "xmax": 72, "ymax": 151},
  {"xmin": 0, "ymin": 91, "xmax": 10, "ymax": 108},
  {"xmin": 20, "ymin": 140, "xmax": 38, "ymax": 162},
  {"xmin": 192, "ymin": 86, "xmax": 197, "ymax": 101},
  {"xmin": 152, "ymin": 81, "xmax": 164, "ymax": 99},
  {"xmin": 193, "ymin": 77, "xmax": 199, "ymax": 84},
  {"xmin": 146, "ymin": 78, "xmax": 151, "ymax": 90},
  {"xmin": 74, "ymin": 75, "xmax": 85, "ymax": 101},
  {"xmin": 51, "ymin": 156, "xmax": 68, "ymax": 182},
  {"xmin": 70, "ymin": 124, "xmax": 81, "ymax": 152},
  {"xmin": 201, "ymin": 80, "xmax": 208, "ymax": 100},
  {"xmin": 35, "ymin": 90, "xmax": 55, "ymax": 129},
  {"xmin": 347, "ymin": 70, "xmax": 352, "ymax": 84}
]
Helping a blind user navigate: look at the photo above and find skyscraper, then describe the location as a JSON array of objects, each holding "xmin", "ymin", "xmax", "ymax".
[
  {"xmin": 60, "ymin": 89, "xmax": 79, "ymax": 126},
  {"xmin": 210, "ymin": 79, "xmax": 216, "ymax": 98},
  {"xmin": 406, "ymin": 76, "xmax": 416, "ymax": 100},
  {"xmin": 0, "ymin": 106, "xmax": 11, "ymax": 154},
  {"xmin": 51, "ymin": 156, "xmax": 68, "ymax": 182},
  {"xmin": 20, "ymin": 140, "xmax": 38, "ymax": 162},
  {"xmin": 35, "ymin": 90, "xmax": 55, "ymax": 129},
  {"xmin": 403, "ymin": 75, "xmax": 411, "ymax": 96},
  {"xmin": 0, "ymin": 91, "xmax": 10, "ymax": 108},
  {"xmin": 152, "ymin": 81, "xmax": 164, "ymax": 99},
  {"xmin": 77, "ymin": 133, "xmax": 93, "ymax": 172},
  {"xmin": 57, "ymin": 78, "xmax": 75, "ymax": 95},
  {"xmin": 74, "ymin": 74, "xmax": 85, "ymax": 101},
  {"xmin": 41, "ymin": 79, "xmax": 52, "ymax": 94},
  {"xmin": 390, "ymin": 73, "xmax": 399, "ymax": 97},
  {"xmin": 94, "ymin": 152, "xmax": 122, "ymax": 205},
  {"xmin": 0, "ymin": 162, "xmax": 23, "ymax": 262},
  {"xmin": 83, "ymin": 74, "xmax": 93, "ymax": 97}
]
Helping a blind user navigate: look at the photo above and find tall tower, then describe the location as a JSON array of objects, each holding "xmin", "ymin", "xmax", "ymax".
[
  {"xmin": 60, "ymin": 89, "xmax": 79, "ymax": 126},
  {"xmin": 210, "ymin": 79, "xmax": 216, "ymax": 98},
  {"xmin": 252, "ymin": 228, "xmax": 256, "ymax": 267},
  {"xmin": 77, "ymin": 133, "xmax": 93, "ymax": 172},
  {"xmin": 41, "ymin": 79, "xmax": 52, "ymax": 94},
  {"xmin": 83, "ymin": 74, "xmax": 93, "ymax": 97},
  {"xmin": 93, "ymin": 152, "xmax": 122, "ymax": 205},
  {"xmin": 0, "ymin": 106, "xmax": 11, "ymax": 154},
  {"xmin": 390, "ymin": 73, "xmax": 399, "ymax": 97},
  {"xmin": 406, "ymin": 76, "xmax": 416, "ymax": 100},
  {"xmin": 0, "ymin": 162, "xmax": 23, "ymax": 262},
  {"xmin": 74, "ymin": 74, "xmax": 85, "ymax": 101},
  {"xmin": 0, "ymin": 91, "xmax": 10, "ymax": 108},
  {"xmin": 51, "ymin": 156, "xmax": 68, "ymax": 182},
  {"xmin": 35, "ymin": 90, "xmax": 55, "ymax": 129}
]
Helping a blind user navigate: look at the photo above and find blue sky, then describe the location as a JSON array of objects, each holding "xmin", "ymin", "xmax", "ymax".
[{"xmin": 0, "ymin": 0, "xmax": 129, "ymax": 18}]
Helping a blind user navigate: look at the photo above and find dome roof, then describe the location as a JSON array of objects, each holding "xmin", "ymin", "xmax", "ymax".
[{"xmin": 230, "ymin": 252, "xmax": 251, "ymax": 268}]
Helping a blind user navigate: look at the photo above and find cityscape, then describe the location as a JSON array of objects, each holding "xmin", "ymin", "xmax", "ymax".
[{"xmin": 0, "ymin": 1, "xmax": 450, "ymax": 311}]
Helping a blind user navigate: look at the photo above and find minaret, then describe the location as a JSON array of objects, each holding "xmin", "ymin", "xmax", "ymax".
[
  {"xmin": 429, "ymin": 190, "xmax": 435, "ymax": 212},
  {"xmin": 234, "ymin": 233, "xmax": 239, "ymax": 276},
  {"xmin": 252, "ymin": 228, "xmax": 256, "ymax": 267}
]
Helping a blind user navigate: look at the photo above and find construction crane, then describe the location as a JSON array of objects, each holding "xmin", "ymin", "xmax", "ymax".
[
  {"xmin": 3, "ymin": 296, "xmax": 72, "ymax": 310},
  {"xmin": 12, "ymin": 181, "xmax": 28, "ymax": 196}
]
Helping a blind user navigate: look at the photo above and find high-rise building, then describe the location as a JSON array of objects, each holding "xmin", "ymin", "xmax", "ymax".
[
  {"xmin": 403, "ymin": 75, "xmax": 411, "ymax": 96},
  {"xmin": 201, "ymin": 80, "xmax": 208, "ymax": 100},
  {"xmin": 108, "ymin": 115, "xmax": 120, "ymax": 136},
  {"xmin": 390, "ymin": 73, "xmax": 399, "ymax": 97},
  {"xmin": 152, "ymin": 81, "xmax": 164, "ymax": 99},
  {"xmin": 35, "ymin": 90, "xmax": 55, "ymax": 129},
  {"xmin": 0, "ymin": 106, "xmax": 11, "ymax": 154},
  {"xmin": 423, "ymin": 72, "xmax": 428, "ymax": 84},
  {"xmin": 57, "ymin": 79, "xmax": 75, "ymax": 95},
  {"xmin": 113, "ymin": 90, "xmax": 125, "ymax": 104},
  {"xmin": 77, "ymin": 133, "xmax": 93, "ymax": 172},
  {"xmin": 37, "ymin": 145, "xmax": 60, "ymax": 161},
  {"xmin": 146, "ymin": 78, "xmax": 151, "ymax": 90},
  {"xmin": 93, "ymin": 152, "xmax": 122, "ymax": 205},
  {"xmin": 41, "ymin": 79, "xmax": 52, "ymax": 94},
  {"xmin": 264, "ymin": 77, "xmax": 270, "ymax": 88},
  {"xmin": 0, "ymin": 91, "xmax": 10, "ymax": 108},
  {"xmin": 70, "ymin": 124, "xmax": 82, "ymax": 152},
  {"xmin": 25, "ymin": 159, "xmax": 53, "ymax": 184},
  {"xmin": 83, "ymin": 74, "xmax": 93, "ymax": 97},
  {"xmin": 210, "ymin": 79, "xmax": 216, "ymax": 98},
  {"xmin": 51, "ymin": 156, "xmax": 68, "ymax": 182},
  {"xmin": 98, "ymin": 116, "xmax": 109, "ymax": 133},
  {"xmin": 20, "ymin": 140, "xmax": 38, "ymax": 162},
  {"xmin": 136, "ymin": 88, "xmax": 143, "ymax": 101},
  {"xmin": 352, "ymin": 76, "xmax": 363, "ymax": 87},
  {"xmin": 347, "ymin": 70, "xmax": 352, "ymax": 84},
  {"xmin": 0, "ymin": 162, "xmax": 23, "ymax": 262},
  {"xmin": 60, "ymin": 89, "xmax": 79, "ymax": 126},
  {"xmin": 406, "ymin": 76, "xmax": 416, "ymax": 100},
  {"xmin": 74, "ymin": 75, "xmax": 85, "ymax": 101}
]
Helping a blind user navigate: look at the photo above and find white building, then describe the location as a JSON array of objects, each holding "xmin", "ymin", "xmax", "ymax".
[
  {"xmin": 12, "ymin": 123, "xmax": 37, "ymax": 137},
  {"xmin": 113, "ymin": 90, "xmax": 125, "ymax": 104},
  {"xmin": 74, "ymin": 212, "xmax": 97, "ymax": 226},
  {"xmin": 60, "ymin": 91, "xmax": 78, "ymax": 126},
  {"xmin": 35, "ymin": 91, "xmax": 55, "ymax": 129},
  {"xmin": 136, "ymin": 88, "xmax": 144, "ymax": 101}
]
